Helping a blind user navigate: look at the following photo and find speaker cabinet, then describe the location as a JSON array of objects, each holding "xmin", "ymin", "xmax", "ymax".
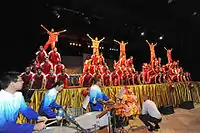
[
  {"xmin": 179, "ymin": 101, "xmax": 194, "ymax": 110},
  {"xmin": 158, "ymin": 105, "xmax": 174, "ymax": 115}
]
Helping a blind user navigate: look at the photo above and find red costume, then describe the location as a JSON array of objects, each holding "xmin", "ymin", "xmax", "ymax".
[
  {"xmin": 101, "ymin": 72, "xmax": 111, "ymax": 86},
  {"xmin": 91, "ymin": 55, "xmax": 99, "ymax": 65},
  {"xmin": 57, "ymin": 73, "xmax": 70, "ymax": 88},
  {"xmin": 88, "ymin": 64, "xmax": 96, "ymax": 75},
  {"xmin": 110, "ymin": 72, "xmax": 120, "ymax": 86},
  {"xmin": 48, "ymin": 50, "xmax": 61, "ymax": 66},
  {"xmin": 35, "ymin": 50, "xmax": 48, "ymax": 65},
  {"xmin": 40, "ymin": 61, "xmax": 53, "ymax": 75},
  {"xmin": 92, "ymin": 73, "xmax": 102, "ymax": 79},
  {"xmin": 20, "ymin": 72, "xmax": 34, "ymax": 89},
  {"xmin": 54, "ymin": 63, "xmax": 65, "ymax": 75},
  {"xmin": 31, "ymin": 73, "xmax": 46, "ymax": 89},
  {"xmin": 82, "ymin": 73, "xmax": 93, "ymax": 87},
  {"xmin": 45, "ymin": 73, "xmax": 57, "ymax": 89},
  {"xmin": 98, "ymin": 55, "xmax": 105, "ymax": 65}
]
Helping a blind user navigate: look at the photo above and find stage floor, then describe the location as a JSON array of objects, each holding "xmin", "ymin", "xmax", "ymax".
[{"xmin": 126, "ymin": 104, "xmax": 200, "ymax": 133}]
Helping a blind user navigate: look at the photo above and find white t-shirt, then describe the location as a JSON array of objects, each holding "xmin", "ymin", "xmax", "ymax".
[{"xmin": 141, "ymin": 99, "xmax": 161, "ymax": 119}]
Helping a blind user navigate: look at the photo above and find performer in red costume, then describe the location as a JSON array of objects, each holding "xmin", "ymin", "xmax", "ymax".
[
  {"xmin": 126, "ymin": 56, "xmax": 133, "ymax": 66},
  {"xmin": 88, "ymin": 62, "xmax": 96, "ymax": 75},
  {"xmin": 101, "ymin": 70, "xmax": 111, "ymax": 86},
  {"xmin": 121, "ymin": 70, "xmax": 128, "ymax": 85},
  {"xmin": 83, "ymin": 59, "xmax": 91, "ymax": 75},
  {"xmin": 110, "ymin": 69, "xmax": 120, "ymax": 86},
  {"xmin": 118, "ymin": 55, "xmax": 127, "ymax": 66},
  {"xmin": 146, "ymin": 40, "xmax": 157, "ymax": 64},
  {"xmin": 54, "ymin": 61, "xmax": 65, "ymax": 75},
  {"xmin": 113, "ymin": 39, "xmax": 128, "ymax": 59},
  {"xmin": 164, "ymin": 47, "xmax": 173, "ymax": 64},
  {"xmin": 36, "ymin": 45, "xmax": 48, "ymax": 65},
  {"xmin": 57, "ymin": 69, "xmax": 70, "ymax": 88},
  {"xmin": 40, "ymin": 57, "xmax": 53, "ymax": 75},
  {"xmin": 92, "ymin": 70, "xmax": 102, "ymax": 79},
  {"xmin": 41, "ymin": 24, "xmax": 67, "ymax": 50},
  {"xmin": 48, "ymin": 47, "xmax": 61, "ymax": 67},
  {"xmin": 142, "ymin": 63, "xmax": 149, "ymax": 83},
  {"xmin": 81, "ymin": 70, "xmax": 93, "ymax": 87},
  {"xmin": 30, "ymin": 67, "xmax": 46, "ymax": 89},
  {"xmin": 20, "ymin": 67, "xmax": 34, "ymax": 89},
  {"xmin": 98, "ymin": 52, "xmax": 105, "ymax": 65},
  {"xmin": 45, "ymin": 69, "xmax": 57, "ymax": 89},
  {"xmin": 91, "ymin": 52, "xmax": 99, "ymax": 65},
  {"xmin": 30, "ymin": 60, "xmax": 39, "ymax": 73}
]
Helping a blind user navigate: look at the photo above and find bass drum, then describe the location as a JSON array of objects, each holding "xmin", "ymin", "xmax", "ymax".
[{"xmin": 37, "ymin": 126, "xmax": 77, "ymax": 133}]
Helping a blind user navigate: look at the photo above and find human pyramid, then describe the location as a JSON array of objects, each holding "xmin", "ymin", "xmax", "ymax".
[
  {"xmin": 20, "ymin": 24, "xmax": 192, "ymax": 90},
  {"xmin": 80, "ymin": 36, "xmax": 192, "ymax": 87}
]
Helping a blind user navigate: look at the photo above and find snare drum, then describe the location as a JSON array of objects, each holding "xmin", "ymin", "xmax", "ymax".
[
  {"xmin": 75, "ymin": 111, "xmax": 109, "ymax": 132},
  {"xmin": 37, "ymin": 126, "xmax": 77, "ymax": 133}
]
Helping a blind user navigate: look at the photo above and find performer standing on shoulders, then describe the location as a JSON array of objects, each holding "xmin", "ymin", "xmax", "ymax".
[
  {"xmin": 36, "ymin": 45, "xmax": 48, "ymax": 65},
  {"xmin": 146, "ymin": 40, "xmax": 157, "ymax": 64},
  {"xmin": 0, "ymin": 71, "xmax": 47, "ymax": 133},
  {"xmin": 87, "ymin": 34, "xmax": 105, "ymax": 56},
  {"xmin": 39, "ymin": 81, "xmax": 64, "ymax": 118},
  {"xmin": 89, "ymin": 78, "xmax": 109, "ymax": 111},
  {"xmin": 164, "ymin": 47, "xmax": 173, "ymax": 64},
  {"xmin": 139, "ymin": 95, "xmax": 162, "ymax": 132},
  {"xmin": 48, "ymin": 47, "xmax": 61, "ymax": 67},
  {"xmin": 113, "ymin": 39, "xmax": 128, "ymax": 59},
  {"xmin": 41, "ymin": 24, "xmax": 66, "ymax": 50}
]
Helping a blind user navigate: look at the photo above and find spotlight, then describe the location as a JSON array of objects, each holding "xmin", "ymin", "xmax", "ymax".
[
  {"xmin": 141, "ymin": 32, "xmax": 145, "ymax": 36},
  {"xmin": 159, "ymin": 36, "xmax": 163, "ymax": 40}
]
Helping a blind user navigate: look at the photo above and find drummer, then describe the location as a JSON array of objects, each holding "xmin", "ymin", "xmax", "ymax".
[
  {"xmin": 38, "ymin": 81, "xmax": 65, "ymax": 118},
  {"xmin": 89, "ymin": 78, "xmax": 109, "ymax": 111}
]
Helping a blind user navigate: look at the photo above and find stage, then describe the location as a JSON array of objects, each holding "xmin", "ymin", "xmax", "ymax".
[{"xmin": 17, "ymin": 81, "xmax": 200, "ymax": 124}]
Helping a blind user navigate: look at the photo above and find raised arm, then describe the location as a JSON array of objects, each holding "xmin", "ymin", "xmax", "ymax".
[
  {"xmin": 145, "ymin": 40, "xmax": 151, "ymax": 46},
  {"xmin": 40, "ymin": 24, "xmax": 50, "ymax": 32},
  {"xmin": 154, "ymin": 43, "xmax": 157, "ymax": 46},
  {"xmin": 164, "ymin": 47, "xmax": 167, "ymax": 51},
  {"xmin": 125, "ymin": 42, "xmax": 128, "ymax": 45},
  {"xmin": 58, "ymin": 29, "xmax": 67, "ymax": 34},
  {"xmin": 87, "ymin": 34, "xmax": 94, "ymax": 40},
  {"xmin": 113, "ymin": 39, "xmax": 120, "ymax": 44},
  {"xmin": 99, "ymin": 37, "xmax": 105, "ymax": 42}
]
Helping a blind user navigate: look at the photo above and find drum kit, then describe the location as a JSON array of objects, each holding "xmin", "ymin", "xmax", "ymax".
[{"xmin": 37, "ymin": 100, "xmax": 130, "ymax": 133}]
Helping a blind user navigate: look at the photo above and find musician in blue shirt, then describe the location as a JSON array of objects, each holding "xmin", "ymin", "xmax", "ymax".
[
  {"xmin": 0, "ymin": 71, "xmax": 47, "ymax": 133},
  {"xmin": 39, "ymin": 81, "xmax": 64, "ymax": 118},
  {"xmin": 89, "ymin": 78, "xmax": 109, "ymax": 111}
]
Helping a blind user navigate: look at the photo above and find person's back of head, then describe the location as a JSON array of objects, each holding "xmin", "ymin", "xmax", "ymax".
[{"xmin": 0, "ymin": 71, "xmax": 20, "ymax": 90}]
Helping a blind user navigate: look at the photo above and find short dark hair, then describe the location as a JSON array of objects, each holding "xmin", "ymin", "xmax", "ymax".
[
  {"xmin": 52, "ymin": 81, "xmax": 64, "ymax": 88},
  {"xmin": 92, "ymin": 78, "xmax": 100, "ymax": 84},
  {"xmin": 0, "ymin": 71, "xmax": 20, "ymax": 90}
]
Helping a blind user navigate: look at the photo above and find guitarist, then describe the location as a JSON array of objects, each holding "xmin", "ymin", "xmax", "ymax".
[{"xmin": 89, "ymin": 78, "xmax": 109, "ymax": 111}]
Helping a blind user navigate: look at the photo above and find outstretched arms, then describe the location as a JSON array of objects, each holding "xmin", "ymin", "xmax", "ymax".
[
  {"xmin": 87, "ymin": 34, "xmax": 94, "ymax": 40},
  {"xmin": 58, "ymin": 29, "xmax": 67, "ymax": 34},
  {"xmin": 113, "ymin": 39, "xmax": 120, "ymax": 44},
  {"xmin": 99, "ymin": 37, "xmax": 105, "ymax": 42},
  {"xmin": 146, "ymin": 40, "xmax": 151, "ymax": 46},
  {"xmin": 41, "ymin": 24, "xmax": 50, "ymax": 32},
  {"xmin": 125, "ymin": 42, "xmax": 128, "ymax": 45},
  {"xmin": 164, "ymin": 47, "xmax": 167, "ymax": 51}
]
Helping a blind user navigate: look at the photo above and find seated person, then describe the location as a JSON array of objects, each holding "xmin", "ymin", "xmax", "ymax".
[
  {"xmin": 139, "ymin": 95, "xmax": 162, "ymax": 132},
  {"xmin": 89, "ymin": 78, "xmax": 109, "ymax": 111},
  {"xmin": 0, "ymin": 71, "xmax": 47, "ymax": 133},
  {"xmin": 39, "ymin": 81, "xmax": 64, "ymax": 118}
]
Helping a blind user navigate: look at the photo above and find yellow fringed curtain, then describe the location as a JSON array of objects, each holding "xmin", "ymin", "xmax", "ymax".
[{"xmin": 17, "ymin": 82, "xmax": 200, "ymax": 124}]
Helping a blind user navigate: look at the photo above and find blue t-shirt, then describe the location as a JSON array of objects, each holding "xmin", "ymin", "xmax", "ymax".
[{"xmin": 89, "ymin": 85, "xmax": 109, "ymax": 111}]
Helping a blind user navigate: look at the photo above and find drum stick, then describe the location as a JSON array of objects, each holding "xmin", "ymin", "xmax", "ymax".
[
  {"xmin": 46, "ymin": 120, "xmax": 57, "ymax": 127},
  {"xmin": 46, "ymin": 118, "xmax": 57, "ymax": 121}
]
